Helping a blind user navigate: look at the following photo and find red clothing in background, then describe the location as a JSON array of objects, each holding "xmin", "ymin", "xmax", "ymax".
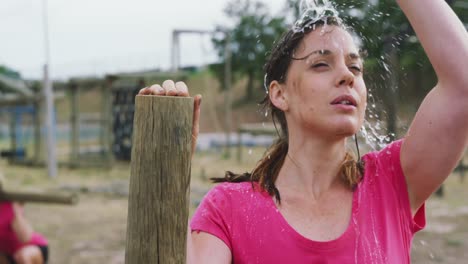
[{"xmin": 0, "ymin": 202, "xmax": 48, "ymax": 255}]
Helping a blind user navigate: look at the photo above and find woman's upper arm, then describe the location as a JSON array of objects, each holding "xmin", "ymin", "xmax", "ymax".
[
  {"xmin": 187, "ymin": 231, "xmax": 232, "ymax": 264},
  {"xmin": 401, "ymin": 85, "xmax": 468, "ymax": 213}
]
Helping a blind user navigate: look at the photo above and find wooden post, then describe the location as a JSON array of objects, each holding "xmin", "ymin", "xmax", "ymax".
[
  {"xmin": 100, "ymin": 81, "xmax": 113, "ymax": 167},
  {"xmin": 0, "ymin": 190, "xmax": 78, "ymax": 205},
  {"xmin": 125, "ymin": 95, "xmax": 193, "ymax": 263},
  {"xmin": 224, "ymin": 32, "xmax": 232, "ymax": 158},
  {"xmin": 33, "ymin": 100, "xmax": 42, "ymax": 165},
  {"xmin": 9, "ymin": 109, "xmax": 17, "ymax": 164},
  {"xmin": 106, "ymin": 75, "xmax": 117, "ymax": 164},
  {"xmin": 237, "ymin": 128, "xmax": 242, "ymax": 163},
  {"xmin": 70, "ymin": 83, "xmax": 79, "ymax": 167}
]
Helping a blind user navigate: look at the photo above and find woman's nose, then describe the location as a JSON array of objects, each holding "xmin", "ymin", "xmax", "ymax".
[{"xmin": 336, "ymin": 66, "xmax": 354, "ymax": 88}]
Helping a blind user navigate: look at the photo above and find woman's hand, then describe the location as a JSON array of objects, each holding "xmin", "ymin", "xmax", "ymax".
[{"xmin": 138, "ymin": 80, "xmax": 202, "ymax": 156}]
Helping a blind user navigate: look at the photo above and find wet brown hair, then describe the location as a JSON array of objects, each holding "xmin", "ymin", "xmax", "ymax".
[{"xmin": 212, "ymin": 17, "xmax": 364, "ymax": 202}]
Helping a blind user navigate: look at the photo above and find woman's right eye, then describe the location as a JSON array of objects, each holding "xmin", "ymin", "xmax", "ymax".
[{"xmin": 312, "ymin": 63, "xmax": 329, "ymax": 69}]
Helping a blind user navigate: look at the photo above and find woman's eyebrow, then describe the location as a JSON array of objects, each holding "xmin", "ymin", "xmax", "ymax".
[
  {"xmin": 348, "ymin": 52, "xmax": 361, "ymax": 60},
  {"xmin": 292, "ymin": 49, "xmax": 332, "ymax": 60},
  {"xmin": 293, "ymin": 49, "xmax": 363, "ymax": 62}
]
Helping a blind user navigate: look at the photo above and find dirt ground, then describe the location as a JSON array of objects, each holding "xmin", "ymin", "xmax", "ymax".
[{"xmin": 1, "ymin": 148, "xmax": 467, "ymax": 263}]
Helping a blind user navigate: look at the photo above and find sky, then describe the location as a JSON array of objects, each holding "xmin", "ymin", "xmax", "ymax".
[{"xmin": 0, "ymin": 0, "xmax": 285, "ymax": 80}]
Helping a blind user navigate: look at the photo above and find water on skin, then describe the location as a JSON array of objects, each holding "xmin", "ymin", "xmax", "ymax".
[
  {"xmin": 260, "ymin": 1, "xmax": 421, "ymax": 261},
  {"xmin": 294, "ymin": 1, "xmax": 398, "ymax": 262}
]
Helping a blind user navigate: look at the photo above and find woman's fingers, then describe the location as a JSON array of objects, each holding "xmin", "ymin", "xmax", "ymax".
[
  {"xmin": 162, "ymin": 80, "xmax": 178, "ymax": 96},
  {"xmin": 138, "ymin": 84, "xmax": 165, "ymax": 95},
  {"xmin": 139, "ymin": 80, "xmax": 190, "ymax": 97},
  {"xmin": 191, "ymin": 94, "xmax": 202, "ymax": 155},
  {"xmin": 175, "ymin": 81, "xmax": 189, "ymax": 96}
]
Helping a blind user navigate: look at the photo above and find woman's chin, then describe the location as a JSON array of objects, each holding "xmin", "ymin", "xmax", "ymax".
[
  {"xmin": 330, "ymin": 120, "xmax": 361, "ymax": 137},
  {"xmin": 335, "ymin": 130, "xmax": 356, "ymax": 138}
]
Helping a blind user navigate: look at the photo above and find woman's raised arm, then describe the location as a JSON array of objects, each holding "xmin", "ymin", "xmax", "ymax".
[{"xmin": 396, "ymin": 0, "xmax": 468, "ymax": 213}]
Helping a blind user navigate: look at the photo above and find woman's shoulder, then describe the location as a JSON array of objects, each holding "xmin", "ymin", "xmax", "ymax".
[
  {"xmin": 360, "ymin": 138, "xmax": 405, "ymax": 188},
  {"xmin": 0, "ymin": 202, "xmax": 14, "ymax": 224},
  {"xmin": 362, "ymin": 139, "xmax": 404, "ymax": 165},
  {"xmin": 0, "ymin": 201, "xmax": 13, "ymax": 212},
  {"xmin": 207, "ymin": 181, "xmax": 263, "ymax": 198},
  {"xmin": 201, "ymin": 181, "xmax": 269, "ymax": 207}
]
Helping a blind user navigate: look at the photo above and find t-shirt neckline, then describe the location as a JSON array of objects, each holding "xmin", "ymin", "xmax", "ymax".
[{"xmin": 265, "ymin": 184, "xmax": 359, "ymax": 251}]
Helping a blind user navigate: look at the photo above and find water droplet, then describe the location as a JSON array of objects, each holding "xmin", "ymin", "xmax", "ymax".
[
  {"xmin": 292, "ymin": 0, "xmax": 341, "ymax": 33},
  {"xmin": 263, "ymin": 73, "xmax": 269, "ymax": 94}
]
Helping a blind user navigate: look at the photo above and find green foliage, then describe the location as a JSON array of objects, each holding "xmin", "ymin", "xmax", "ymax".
[
  {"xmin": 284, "ymin": 0, "xmax": 466, "ymax": 74},
  {"xmin": 213, "ymin": 0, "xmax": 466, "ymax": 104},
  {"xmin": 212, "ymin": 0, "xmax": 286, "ymax": 100},
  {"xmin": 0, "ymin": 65, "xmax": 21, "ymax": 80}
]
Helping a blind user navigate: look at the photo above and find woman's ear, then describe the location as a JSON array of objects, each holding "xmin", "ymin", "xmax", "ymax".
[{"xmin": 269, "ymin": 80, "xmax": 288, "ymax": 111}]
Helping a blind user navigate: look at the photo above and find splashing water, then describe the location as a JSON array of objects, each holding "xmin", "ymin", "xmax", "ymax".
[
  {"xmin": 263, "ymin": 73, "xmax": 269, "ymax": 93},
  {"xmin": 293, "ymin": 0, "xmax": 340, "ymax": 33},
  {"xmin": 263, "ymin": 0, "xmax": 341, "ymax": 92},
  {"xmin": 263, "ymin": 0, "xmax": 396, "ymax": 152}
]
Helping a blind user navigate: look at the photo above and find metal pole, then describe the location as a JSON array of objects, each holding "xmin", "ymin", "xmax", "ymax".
[
  {"xmin": 42, "ymin": 0, "xmax": 57, "ymax": 178},
  {"xmin": 171, "ymin": 31, "xmax": 180, "ymax": 72}
]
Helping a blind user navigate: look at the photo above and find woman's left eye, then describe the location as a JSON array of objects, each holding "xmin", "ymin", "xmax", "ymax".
[{"xmin": 349, "ymin": 66, "xmax": 362, "ymax": 73}]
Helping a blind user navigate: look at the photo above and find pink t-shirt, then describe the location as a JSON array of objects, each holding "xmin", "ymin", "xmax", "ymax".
[
  {"xmin": 191, "ymin": 140, "xmax": 426, "ymax": 263},
  {"xmin": 0, "ymin": 202, "xmax": 48, "ymax": 255}
]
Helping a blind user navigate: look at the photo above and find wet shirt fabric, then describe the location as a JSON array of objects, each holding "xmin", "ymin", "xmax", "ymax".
[
  {"xmin": 0, "ymin": 202, "xmax": 48, "ymax": 255},
  {"xmin": 190, "ymin": 139, "xmax": 426, "ymax": 263}
]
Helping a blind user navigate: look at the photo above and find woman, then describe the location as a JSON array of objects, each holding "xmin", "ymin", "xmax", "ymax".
[
  {"xmin": 0, "ymin": 202, "xmax": 48, "ymax": 264},
  {"xmin": 139, "ymin": 0, "xmax": 467, "ymax": 262}
]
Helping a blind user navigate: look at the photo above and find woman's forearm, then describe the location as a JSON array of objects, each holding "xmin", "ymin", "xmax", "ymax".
[{"xmin": 397, "ymin": 0, "xmax": 468, "ymax": 88}]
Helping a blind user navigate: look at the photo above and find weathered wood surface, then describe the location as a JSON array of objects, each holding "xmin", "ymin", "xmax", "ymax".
[
  {"xmin": 0, "ymin": 190, "xmax": 78, "ymax": 205},
  {"xmin": 0, "ymin": 181, "xmax": 78, "ymax": 204},
  {"xmin": 125, "ymin": 95, "xmax": 193, "ymax": 264}
]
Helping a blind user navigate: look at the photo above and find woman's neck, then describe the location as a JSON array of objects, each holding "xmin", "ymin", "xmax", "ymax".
[{"xmin": 275, "ymin": 135, "xmax": 348, "ymax": 201}]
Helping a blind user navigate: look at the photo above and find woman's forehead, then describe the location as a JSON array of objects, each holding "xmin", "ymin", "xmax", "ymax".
[{"xmin": 295, "ymin": 26, "xmax": 359, "ymax": 57}]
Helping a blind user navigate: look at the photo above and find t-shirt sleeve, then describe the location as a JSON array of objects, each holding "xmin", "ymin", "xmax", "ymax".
[
  {"xmin": 376, "ymin": 139, "xmax": 426, "ymax": 233},
  {"xmin": 0, "ymin": 202, "xmax": 15, "ymax": 222},
  {"xmin": 190, "ymin": 184, "xmax": 232, "ymax": 250}
]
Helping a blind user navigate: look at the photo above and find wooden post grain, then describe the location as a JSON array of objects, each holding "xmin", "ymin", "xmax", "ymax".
[{"xmin": 125, "ymin": 95, "xmax": 193, "ymax": 264}]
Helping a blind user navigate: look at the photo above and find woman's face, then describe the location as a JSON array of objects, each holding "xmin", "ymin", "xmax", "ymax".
[{"xmin": 277, "ymin": 26, "xmax": 367, "ymax": 139}]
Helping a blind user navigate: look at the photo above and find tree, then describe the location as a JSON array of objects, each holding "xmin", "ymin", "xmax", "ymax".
[
  {"xmin": 283, "ymin": 0, "xmax": 465, "ymax": 142},
  {"xmin": 0, "ymin": 65, "xmax": 21, "ymax": 80},
  {"xmin": 212, "ymin": 0, "xmax": 286, "ymax": 101}
]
